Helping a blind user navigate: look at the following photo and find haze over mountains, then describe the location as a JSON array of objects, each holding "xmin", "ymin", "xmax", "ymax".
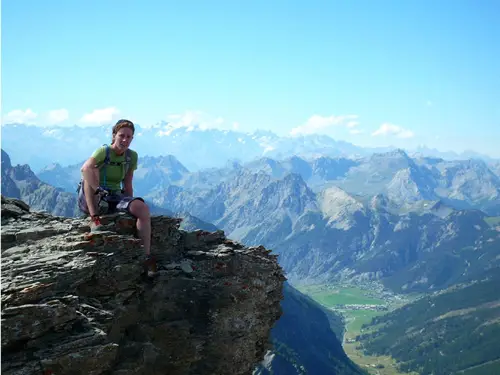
[{"xmin": 2, "ymin": 123, "xmax": 497, "ymax": 172}]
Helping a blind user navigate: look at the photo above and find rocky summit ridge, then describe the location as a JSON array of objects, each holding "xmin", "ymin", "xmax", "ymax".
[{"xmin": 1, "ymin": 196, "xmax": 285, "ymax": 375}]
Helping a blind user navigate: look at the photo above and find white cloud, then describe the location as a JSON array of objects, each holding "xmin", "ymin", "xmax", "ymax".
[
  {"xmin": 372, "ymin": 123, "xmax": 415, "ymax": 139},
  {"xmin": 290, "ymin": 114, "xmax": 359, "ymax": 136},
  {"xmin": 156, "ymin": 110, "xmax": 234, "ymax": 136},
  {"xmin": 47, "ymin": 109, "xmax": 69, "ymax": 123},
  {"xmin": 3, "ymin": 108, "xmax": 38, "ymax": 124},
  {"xmin": 80, "ymin": 107, "xmax": 120, "ymax": 125}
]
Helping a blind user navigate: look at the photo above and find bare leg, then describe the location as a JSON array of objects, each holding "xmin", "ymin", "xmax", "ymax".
[
  {"xmin": 128, "ymin": 200, "xmax": 151, "ymax": 255},
  {"xmin": 83, "ymin": 168, "xmax": 100, "ymax": 217}
]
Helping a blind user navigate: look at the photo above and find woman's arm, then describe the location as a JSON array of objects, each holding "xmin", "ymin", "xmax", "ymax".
[
  {"xmin": 123, "ymin": 170, "xmax": 134, "ymax": 196},
  {"xmin": 80, "ymin": 157, "xmax": 101, "ymax": 217},
  {"xmin": 81, "ymin": 157, "xmax": 100, "ymax": 191}
]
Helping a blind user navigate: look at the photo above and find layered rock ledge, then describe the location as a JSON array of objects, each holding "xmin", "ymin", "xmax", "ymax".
[{"xmin": 1, "ymin": 196, "xmax": 285, "ymax": 375}]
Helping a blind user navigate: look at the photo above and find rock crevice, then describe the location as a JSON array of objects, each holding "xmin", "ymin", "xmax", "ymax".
[{"xmin": 1, "ymin": 196, "xmax": 285, "ymax": 375}]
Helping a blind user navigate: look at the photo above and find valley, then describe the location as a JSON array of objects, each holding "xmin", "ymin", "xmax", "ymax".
[{"xmin": 297, "ymin": 283, "xmax": 419, "ymax": 375}]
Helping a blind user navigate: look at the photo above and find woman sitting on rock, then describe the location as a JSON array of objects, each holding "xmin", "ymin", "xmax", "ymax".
[{"xmin": 79, "ymin": 119, "xmax": 156, "ymax": 274}]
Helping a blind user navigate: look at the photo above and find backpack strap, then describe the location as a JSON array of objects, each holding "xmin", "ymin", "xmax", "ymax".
[
  {"xmin": 99, "ymin": 145, "xmax": 132, "ymax": 191},
  {"xmin": 101, "ymin": 144, "xmax": 111, "ymax": 190},
  {"xmin": 101, "ymin": 144, "xmax": 132, "ymax": 189},
  {"xmin": 122, "ymin": 149, "xmax": 132, "ymax": 189},
  {"xmin": 124, "ymin": 149, "xmax": 132, "ymax": 175}
]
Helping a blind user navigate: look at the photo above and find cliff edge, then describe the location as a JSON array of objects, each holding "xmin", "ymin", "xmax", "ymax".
[{"xmin": 1, "ymin": 196, "xmax": 285, "ymax": 375}]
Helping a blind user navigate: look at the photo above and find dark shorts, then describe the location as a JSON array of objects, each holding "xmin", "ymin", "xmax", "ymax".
[{"xmin": 77, "ymin": 181, "xmax": 144, "ymax": 216}]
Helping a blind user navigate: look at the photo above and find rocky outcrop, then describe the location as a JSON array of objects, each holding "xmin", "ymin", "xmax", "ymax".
[{"xmin": 1, "ymin": 196, "xmax": 285, "ymax": 375}]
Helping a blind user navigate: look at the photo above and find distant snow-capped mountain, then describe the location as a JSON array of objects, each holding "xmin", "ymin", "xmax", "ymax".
[{"xmin": 2, "ymin": 122, "xmax": 497, "ymax": 173}]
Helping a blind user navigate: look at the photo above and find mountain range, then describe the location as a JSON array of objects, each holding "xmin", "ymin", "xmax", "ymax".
[
  {"xmin": 2, "ymin": 123, "xmax": 498, "ymax": 173},
  {"xmin": 2, "ymin": 140, "xmax": 499, "ymax": 374},
  {"xmin": 28, "ymin": 148, "xmax": 500, "ymax": 293}
]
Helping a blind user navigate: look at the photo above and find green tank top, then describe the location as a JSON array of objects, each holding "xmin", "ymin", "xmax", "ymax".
[{"xmin": 91, "ymin": 146, "xmax": 138, "ymax": 192}]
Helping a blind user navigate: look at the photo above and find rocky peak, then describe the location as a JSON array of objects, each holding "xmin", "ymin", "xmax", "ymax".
[
  {"xmin": 39, "ymin": 162, "xmax": 64, "ymax": 173},
  {"xmin": 247, "ymin": 157, "xmax": 286, "ymax": 178},
  {"xmin": 386, "ymin": 166, "xmax": 436, "ymax": 203},
  {"xmin": 139, "ymin": 154, "xmax": 190, "ymax": 173},
  {"xmin": 1, "ymin": 150, "xmax": 21, "ymax": 199},
  {"xmin": 1, "ymin": 196, "xmax": 285, "ymax": 375},
  {"xmin": 1, "ymin": 150, "xmax": 39, "ymax": 183},
  {"xmin": 258, "ymin": 173, "xmax": 318, "ymax": 215},
  {"xmin": 319, "ymin": 186, "xmax": 366, "ymax": 230},
  {"xmin": 437, "ymin": 159, "xmax": 500, "ymax": 202},
  {"xmin": 311, "ymin": 156, "xmax": 358, "ymax": 180},
  {"xmin": 284, "ymin": 156, "xmax": 312, "ymax": 180},
  {"xmin": 2, "ymin": 149, "xmax": 12, "ymax": 169},
  {"xmin": 11, "ymin": 163, "xmax": 38, "ymax": 181},
  {"xmin": 227, "ymin": 170, "xmax": 273, "ymax": 196},
  {"xmin": 370, "ymin": 193, "xmax": 390, "ymax": 211},
  {"xmin": 369, "ymin": 148, "xmax": 414, "ymax": 170}
]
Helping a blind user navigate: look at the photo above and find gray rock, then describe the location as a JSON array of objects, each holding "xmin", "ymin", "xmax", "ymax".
[{"xmin": 1, "ymin": 196, "xmax": 285, "ymax": 375}]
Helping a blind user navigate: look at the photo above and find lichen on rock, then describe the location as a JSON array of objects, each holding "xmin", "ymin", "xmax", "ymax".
[{"xmin": 1, "ymin": 196, "xmax": 285, "ymax": 375}]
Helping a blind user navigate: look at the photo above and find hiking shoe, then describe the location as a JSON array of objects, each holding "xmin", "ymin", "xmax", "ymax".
[
  {"xmin": 90, "ymin": 215, "xmax": 105, "ymax": 233},
  {"xmin": 144, "ymin": 254, "xmax": 158, "ymax": 277}
]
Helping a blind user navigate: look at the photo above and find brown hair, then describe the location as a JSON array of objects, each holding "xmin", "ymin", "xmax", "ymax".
[{"xmin": 111, "ymin": 119, "xmax": 135, "ymax": 144}]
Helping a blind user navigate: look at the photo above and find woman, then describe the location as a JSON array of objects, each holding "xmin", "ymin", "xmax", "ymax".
[{"xmin": 79, "ymin": 119, "xmax": 156, "ymax": 275}]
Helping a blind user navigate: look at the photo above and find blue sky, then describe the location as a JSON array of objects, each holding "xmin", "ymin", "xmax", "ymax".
[{"xmin": 3, "ymin": 0, "xmax": 500, "ymax": 156}]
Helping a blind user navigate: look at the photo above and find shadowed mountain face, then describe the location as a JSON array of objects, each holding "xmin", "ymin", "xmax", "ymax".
[{"xmin": 255, "ymin": 283, "xmax": 365, "ymax": 375}]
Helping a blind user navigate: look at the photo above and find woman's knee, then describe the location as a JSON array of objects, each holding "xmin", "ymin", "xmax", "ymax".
[{"xmin": 129, "ymin": 199, "xmax": 150, "ymax": 219}]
